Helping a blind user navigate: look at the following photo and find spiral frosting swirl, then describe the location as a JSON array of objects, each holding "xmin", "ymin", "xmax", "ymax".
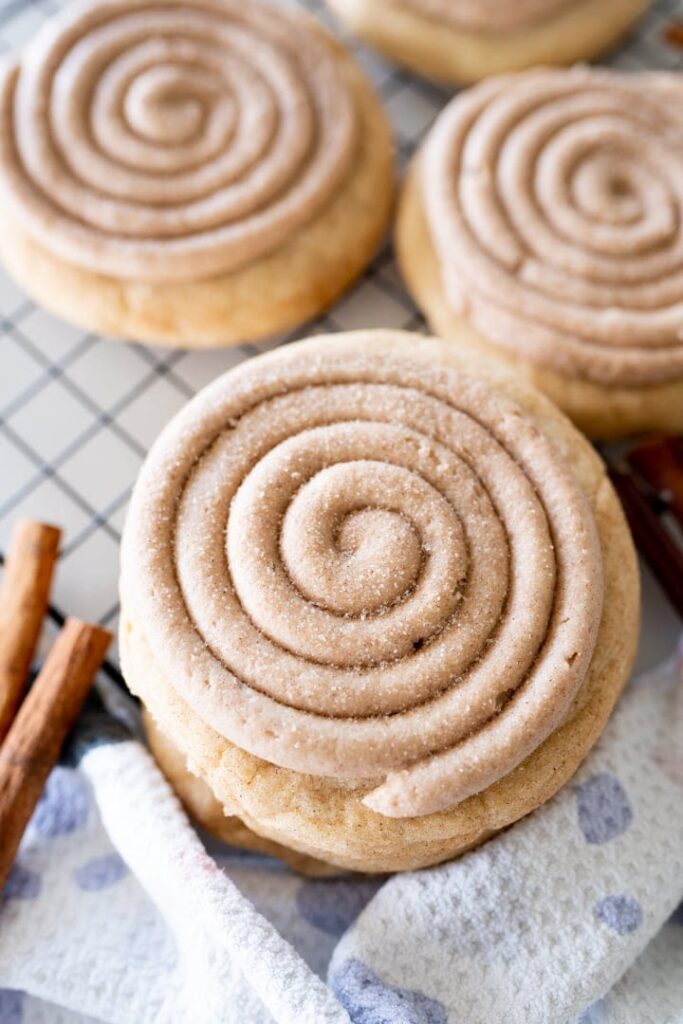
[
  {"xmin": 422, "ymin": 68, "xmax": 683, "ymax": 387},
  {"xmin": 398, "ymin": 0, "xmax": 572, "ymax": 32},
  {"xmin": 123, "ymin": 335, "xmax": 603, "ymax": 818},
  {"xmin": 0, "ymin": 0, "xmax": 357, "ymax": 282}
]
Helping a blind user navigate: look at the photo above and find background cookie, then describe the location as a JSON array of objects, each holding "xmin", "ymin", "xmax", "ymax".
[
  {"xmin": 0, "ymin": 0, "xmax": 394, "ymax": 348},
  {"xmin": 323, "ymin": 0, "xmax": 649, "ymax": 85},
  {"xmin": 398, "ymin": 68, "xmax": 683, "ymax": 439},
  {"xmin": 120, "ymin": 330, "xmax": 639, "ymax": 873}
]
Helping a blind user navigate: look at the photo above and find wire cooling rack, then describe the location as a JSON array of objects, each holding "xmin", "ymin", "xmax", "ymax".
[{"xmin": 0, "ymin": 0, "xmax": 682, "ymax": 676}]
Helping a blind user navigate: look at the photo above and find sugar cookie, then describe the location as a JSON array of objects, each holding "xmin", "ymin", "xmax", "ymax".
[
  {"xmin": 120, "ymin": 330, "xmax": 639, "ymax": 872},
  {"xmin": 0, "ymin": 0, "xmax": 393, "ymax": 347},
  {"xmin": 398, "ymin": 68, "xmax": 683, "ymax": 438}
]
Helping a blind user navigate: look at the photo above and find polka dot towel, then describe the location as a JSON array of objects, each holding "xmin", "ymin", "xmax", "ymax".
[{"xmin": 0, "ymin": 657, "xmax": 681, "ymax": 1024}]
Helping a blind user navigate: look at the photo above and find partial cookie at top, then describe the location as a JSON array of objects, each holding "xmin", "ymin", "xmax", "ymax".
[
  {"xmin": 119, "ymin": 330, "xmax": 639, "ymax": 873},
  {"xmin": 0, "ymin": 0, "xmax": 393, "ymax": 347},
  {"xmin": 397, "ymin": 68, "xmax": 683, "ymax": 439},
  {"xmin": 323, "ymin": 0, "xmax": 649, "ymax": 85}
]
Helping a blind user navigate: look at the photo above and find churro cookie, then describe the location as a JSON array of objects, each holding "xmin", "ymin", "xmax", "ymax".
[
  {"xmin": 398, "ymin": 68, "xmax": 683, "ymax": 438},
  {"xmin": 120, "ymin": 330, "xmax": 639, "ymax": 873},
  {"xmin": 0, "ymin": 0, "xmax": 393, "ymax": 347},
  {"xmin": 323, "ymin": 0, "xmax": 649, "ymax": 85}
]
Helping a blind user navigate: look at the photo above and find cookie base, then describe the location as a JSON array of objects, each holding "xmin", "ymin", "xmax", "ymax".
[{"xmin": 325, "ymin": 0, "xmax": 649, "ymax": 85}]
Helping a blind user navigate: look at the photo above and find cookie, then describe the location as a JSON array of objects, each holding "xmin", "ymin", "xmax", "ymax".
[
  {"xmin": 0, "ymin": 0, "xmax": 393, "ymax": 348},
  {"xmin": 323, "ymin": 0, "xmax": 649, "ymax": 85},
  {"xmin": 398, "ymin": 68, "xmax": 683, "ymax": 439},
  {"xmin": 119, "ymin": 330, "xmax": 639, "ymax": 873}
]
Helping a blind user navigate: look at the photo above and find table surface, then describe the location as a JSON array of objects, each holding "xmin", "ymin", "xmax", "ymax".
[{"xmin": 0, "ymin": 0, "xmax": 681, "ymax": 681}]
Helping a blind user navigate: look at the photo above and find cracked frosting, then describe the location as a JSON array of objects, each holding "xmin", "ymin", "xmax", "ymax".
[
  {"xmin": 397, "ymin": 0, "xmax": 572, "ymax": 32},
  {"xmin": 422, "ymin": 68, "xmax": 683, "ymax": 387},
  {"xmin": 0, "ymin": 0, "xmax": 357, "ymax": 283},
  {"xmin": 122, "ymin": 333, "xmax": 604, "ymax": 819}
]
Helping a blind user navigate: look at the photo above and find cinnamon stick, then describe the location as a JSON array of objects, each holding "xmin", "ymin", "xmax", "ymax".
[
  {"xmin": 0, "ymin": 520, "xmax": 61, "ymax": 742},
  {"xmin": 629, "ymin": 436, "xmax": 683, "ymax": 527},
  {"xmin": 0, "ymin": 618, "xmax": 111, "ymax": 891},
  {"xmin": 664, "ymin": 21, "xmax": 683, "ymax": 50},
  {"xmin": 609, "ymin": 464, "xmax": 683, "ymax": 619}
]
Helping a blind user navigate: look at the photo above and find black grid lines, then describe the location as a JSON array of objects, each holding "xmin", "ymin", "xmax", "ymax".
[{"xmin": 0, "ymin": 0, "xmax": 682, "ymax": 673}]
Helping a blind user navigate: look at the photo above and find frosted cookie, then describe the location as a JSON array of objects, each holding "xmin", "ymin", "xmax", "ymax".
[
  {"xmin": 120, "ymin": 330, "xmax": 639, "ymax": 873},
  {"xmin": 0, "ymin": 0, "xmax": 393, "ymax": 347},
  {"xmin": 323, "ymin": 0, "xmax": 649, "ymax": 85},
  {"xmin": 398, "ymin": 68, "xmax": 683, "ymax": 439}
]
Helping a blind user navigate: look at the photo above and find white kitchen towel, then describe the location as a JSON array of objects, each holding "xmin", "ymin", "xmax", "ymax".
[{"xmin": 0, "ymin": 651, "xmax": 681, "ymax": 1024}]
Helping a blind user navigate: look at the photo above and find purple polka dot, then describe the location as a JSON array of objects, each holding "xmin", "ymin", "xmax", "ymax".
[
  {"xmin": 2, "ymin": 864, "xmax": 41, "ymax": 902},
  {"xmin": 75, "ymin": 853, "xmax": 127, "ymax": 892},
  {"xmin": 594, "ymin": 895, "xmax": 643, "ymax": 935},
  {"xmin": 32, "ymin": 767, "xmax": 89, "ymax": 838},
  {"xmin": 669, "ymin": 902, "xmax": 683, "ymax": 927},
  {"xmin": 297, "ymin": 878, "xmax": 383, "ymax": 937},
  {"xmin": 579, "ymin": 998, "xmax": 606, "ymax": 1023},
  {"xmin": 0, "ymin": 990, "xmax": 23, "ymax": 1024},
  {"xmin": 576, "ymin": 773, "xmax": 632, "ymax": 845},
  {"xmin": 331, "ymin": 958, "xmax": 448, "ymax": 1024}
]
